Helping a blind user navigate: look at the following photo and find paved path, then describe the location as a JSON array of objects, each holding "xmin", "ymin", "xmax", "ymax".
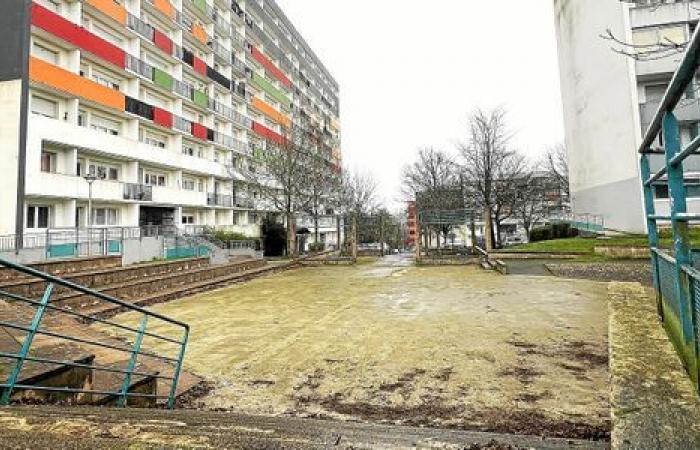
[{"xmin": 609, "ymin": 282, "xmax": 700, "ymax": 449}]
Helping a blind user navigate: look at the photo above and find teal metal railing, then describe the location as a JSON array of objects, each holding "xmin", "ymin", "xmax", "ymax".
[
  {"xmin": 639, "ymin": 22, "xmax": 700, "ymax": 390},
  {"xmin": 0, "ymin": 257, "xmax": 189, "ymax": 408}
]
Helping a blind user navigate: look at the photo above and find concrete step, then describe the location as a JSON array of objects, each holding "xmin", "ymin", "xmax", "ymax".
[
  {"xmin": 0, "ymin": 257, "xmax": 210, "ymax": 299},
  {"xmin": 0, "ymin": 256, "xmax": 122, "ymax": 283},
  {"xmin": 53, "ymin": 259, "xmax": 266, "ymax": 313},
  {"xmin": 87, "ymin": 261, "xmax": 293, "ymax": 319}
]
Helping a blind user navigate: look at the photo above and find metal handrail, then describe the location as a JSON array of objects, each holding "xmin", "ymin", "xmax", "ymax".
[
  {"xmin": 637, "ymin": 21, "xmax": 700, "ymax": 393},
  {"xmin": 0, "ymin": 257, "xmax": 189, "ymax": 409}
]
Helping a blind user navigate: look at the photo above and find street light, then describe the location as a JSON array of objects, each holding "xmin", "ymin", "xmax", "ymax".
[{"xmin": 84, "ymin": 174, "xmax": 97, "ymax": 256}]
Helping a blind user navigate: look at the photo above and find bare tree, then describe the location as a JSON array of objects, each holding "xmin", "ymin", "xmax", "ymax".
[
  {"xmin": 341, "ymin": 167, "xmax": 380, "ymax": 216},
  {"xmin": 303, "ymin": 128, "xmax": 338, "ymax": 246},
  {"xmin": 491, "ymin": 152, "xmax": 528, "ymax": 246},
  {"xmin": 458, "ymin": 107, "xmax": 517, "ymax": 251},
  {"xmin": 238, "ymin": 125, "xmax": 315, "ymax": 257},
  {"xmin": 513, "ymin": 170, "xmax": 550, "ymax": 241},
  {"xmin": 543, "ymin": 143, "xmax": 570, "ymax": 201},
  {"xmin": 401, "ymin": 147, "xmax": 461, "ymax": 247}
]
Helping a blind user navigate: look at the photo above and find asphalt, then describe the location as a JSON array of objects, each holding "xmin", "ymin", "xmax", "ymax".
[{"xmin": 0, "ymin": 405, "xmax": 609, "ymax": 449}]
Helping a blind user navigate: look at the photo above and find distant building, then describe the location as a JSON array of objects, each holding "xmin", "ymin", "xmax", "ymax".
[
  {"xmin": 553, "ymin": 0, "xmax": 700, "ymax": 232},
  {"xmin": 406, "ymin": 202, "xmax": 418, "ymax": 247}
]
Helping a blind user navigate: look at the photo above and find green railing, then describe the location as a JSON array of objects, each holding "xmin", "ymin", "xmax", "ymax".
[
  {"xmin": 0, "ymin": 257, "xmax": 189, "ymax": 408},
  {"xmin": 639, "ymin": 21, "xmax": 700, "ymax": 390}
]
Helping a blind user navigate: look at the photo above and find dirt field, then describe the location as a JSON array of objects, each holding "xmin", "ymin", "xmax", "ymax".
[{"xmin": 113, "ymin": 256, "xmax": 611, "ymax": 440}]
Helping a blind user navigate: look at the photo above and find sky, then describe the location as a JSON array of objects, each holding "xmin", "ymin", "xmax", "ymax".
[{"xmin": 276, "ymin": 0, "xmax": 565, "ymax": 209}]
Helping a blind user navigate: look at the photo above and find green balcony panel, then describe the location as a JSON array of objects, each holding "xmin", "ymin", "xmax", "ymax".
[
  {"xmin": 252, "ymin": 73, "xmax": 290, "ymax": 107},
  {"xmin": 194, "ymin": 0, "xmax": 207, "ymax": 13},
  {"xmin": 193, "ymin": 89, "xmax": 209, "ymax": 108},
  {"xmin": 153, "ymin": 68, "xmax": 174, "ymax": 91}
]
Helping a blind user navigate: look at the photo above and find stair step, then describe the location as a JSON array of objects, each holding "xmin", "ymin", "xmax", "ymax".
[
  {"xmin": 0, "ymin": 257, "xmax": 210, "ymax": 299},
  {"xmin": 89, "ymin": 262, "xmax": 293, "ymax": 318},
  {"xmin": 54, "ymin": 259, "xmax": 266, "ymax": 312},
  {"xmin": 0, "ymin": 256, "xmax": 122, "ymax": 283}
]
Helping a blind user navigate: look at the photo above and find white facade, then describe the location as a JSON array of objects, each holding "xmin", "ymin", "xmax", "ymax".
[
  {"xmin": 2, "ymin": 0, "xmax": 341, "ymax": 245},
  {"xmin": 553, "ymin": 0, "xmax": 700, "ymax": 233}
]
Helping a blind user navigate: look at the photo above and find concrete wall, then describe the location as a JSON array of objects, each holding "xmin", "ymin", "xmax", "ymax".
[
  {"xmin": 122, "ymin": 236, "xmax": 164, "ymax": 265},
  {"xmin": 553, "ymin": 0, "xmax": 646, "ymax": 232}
]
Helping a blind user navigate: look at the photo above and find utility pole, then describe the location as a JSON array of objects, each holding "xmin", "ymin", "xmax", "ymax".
[{"xmin": 84, "ymin": 174, "xmax": 97, "ymax": 256}]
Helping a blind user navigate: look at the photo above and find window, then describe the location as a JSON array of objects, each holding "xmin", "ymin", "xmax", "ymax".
[
  {"xmin": 144, "ymin": 172, "xmax": 167, "ymax": 186},
  {"xmin": 26, "ymin": 205, "xmax": 51, "ymax": 229},
  {"xmin": 92, "ymin": 208, "xmax": 118, "ymax": 226},
  {"xmin": 32, "ymin": 42, "xmax": 58, "ymax": 64},
  {"xmin": 76, "ymin": 158, "xmax": 84, "ymax": 177},
  {"xmin": 182, "ymin": 215, "xmax": 195, "ymax": 225},
  {"xmin": 88, "ymin": 162, "xmax": 119, "ymax": 181},
  {"xmin": 182, "ymin": 178, "xmax": 196, "ymax": 191},
  {"xmin": 78, "ymin": 110, "xmax": 87, "ymax": 127},
  {"xmin": 41, "ymin": 151, "xmax": 56, "ymax": 173},
  {"xmin": 141, "ymin": 130, "xmax": 167, "ymax": 148},
  {"xmin": 31, "ymin": 96, "xmax": 58, "ymax": 118},
  {"xmin": 91, "ymin": 115, "xmax": 120, "ymax": 136},
  {"xmin": 92, "ymin": 70, "xmax": 120, "ymax": 90}
]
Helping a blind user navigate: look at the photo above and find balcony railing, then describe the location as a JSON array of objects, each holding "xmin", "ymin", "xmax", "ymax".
[
  {"xmin": 126, "ymin": 54, "xmax": 154, "ymax": 79},
  {"xmin": 127, "ymin": 13, "xmax": 155, "ymax": 41},
  {"xmin": 207, "ymin": 193, "xmax": 233, "ymax": 207},
  {"xmin": 123, "ymin": 183, "xmax": 154, "ymax": 201}
]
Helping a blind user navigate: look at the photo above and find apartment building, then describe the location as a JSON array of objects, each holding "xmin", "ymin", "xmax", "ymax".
[
  {"xmin": 0, "ymin": 0, "xmax": 341, "ymax": 247},
  {"xmin": 553, "ymin": 0, "xmax": 699, "ymax": 232}
]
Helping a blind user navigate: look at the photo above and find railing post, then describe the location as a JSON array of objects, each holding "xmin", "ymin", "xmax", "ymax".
[
  {"xmin": 640, "ymin": 154, "xmax": 663, "ymax": 319},
  {"xmin": 1, "ymin": 283, "xmax": 54, "ymax": 405},
  {"xmin": 117, "ymin": 314, "xmax": 148, "ymax": 408},
  {"xmin": 167, "ymin": 327, "xmax": 189, "ymax": 409},
  {"xmin": 663, "ymin": 112, "xmax": 696, "ymax": 353}
]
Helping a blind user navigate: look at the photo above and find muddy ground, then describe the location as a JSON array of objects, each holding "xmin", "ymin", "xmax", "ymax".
[{"xmin": 112, "ymin": 256, "xmax": 611, "ymax": 441}]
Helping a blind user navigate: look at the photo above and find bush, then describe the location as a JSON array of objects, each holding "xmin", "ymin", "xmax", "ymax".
[
  {"xmin": 530, "ymin": 223, "xmax": 579, "ymax": 242},
  {"xmin": 308, "ymin": 242, "xmax": 325, "ymax": 253},
  {"xmin": 213, "ymin": 230, "xmax": 250, "ymax": 242},
  {"xmin": 530, "ymin": 226, "xmax": 552, "ymax": 242}
]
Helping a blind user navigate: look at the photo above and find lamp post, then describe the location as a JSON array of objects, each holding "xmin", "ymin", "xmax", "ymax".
[{"xmin": 84, "ymin": 174, "xmax": 97, "ymax": 255}]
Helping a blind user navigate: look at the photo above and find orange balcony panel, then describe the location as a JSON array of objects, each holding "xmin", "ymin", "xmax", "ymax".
[
  {"xmin": 85, "ymin": 0, "xmax": 127, "ymax": 25},
  {"xmin": 252, "ymin": 97, "xmax": 291, "ymax": 128},
  {"xmin": 29, "ymin": 57, "xmax": 125, "ymax": 111},
  {"xmin": 154, "ymin": 0, "xmax": 176, "ymax": 19},
  {"xmin": 192, "ymin": 23, "xmax": 208, "ymax": 44}
]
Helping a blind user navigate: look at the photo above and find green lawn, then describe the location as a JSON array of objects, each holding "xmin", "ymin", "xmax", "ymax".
[{"xmin": 502, "ymin": 229, "xmax": 700, "ymax": 254}]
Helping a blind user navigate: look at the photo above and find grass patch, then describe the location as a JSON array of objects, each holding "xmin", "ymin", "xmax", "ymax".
[{"xmin": 503, "ymin": 229, "xmax": 700, "ymax": 255}]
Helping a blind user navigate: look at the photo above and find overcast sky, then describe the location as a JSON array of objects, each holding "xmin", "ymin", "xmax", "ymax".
[{"xmin": 276, "ymin": 0, "xmax": 565, "ymax": 209}]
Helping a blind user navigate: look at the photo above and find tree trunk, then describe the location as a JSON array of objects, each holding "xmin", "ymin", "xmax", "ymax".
[
  {"xmin": 336, "ymin": 215, "xmax": 341, "ymax": 251},
  {"xmin": 351, "ymin": 214, "xmax": 358, "ymax": 260},
  {"xmin": 379, "ymin": 215, "xmax": 384, "ymax": 257},
  {"xmin": 484, "ymin": 206, "xmax": 494, "ymax": 251},
  {"xmin": 314, "ymin": 214, "xmax": 319, "ymax": 247},
  {"xmin": 286, "ymin": 213, "xmax": 296, "ymax": 258},
  {"xmin": 470, "ymin": 217, "xmax": 477, "ymax": 253}
]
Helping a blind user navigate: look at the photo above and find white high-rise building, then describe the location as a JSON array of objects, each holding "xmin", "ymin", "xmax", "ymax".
[{"xmin": 553, "ymin": 0, "xmax": 700, "ymax": 232}]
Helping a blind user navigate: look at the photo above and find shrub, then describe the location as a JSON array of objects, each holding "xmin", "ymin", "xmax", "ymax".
[
  {"xmin": 530, "ymin": 226, "xmax": 553, "ymax": 242},
  {"xmin": 213, "ymin": 230, "xmax": 249, "ymax": 242},
  {"xmin": 308, "ymin": 242, "xmax": 325, "ymax": 253}
]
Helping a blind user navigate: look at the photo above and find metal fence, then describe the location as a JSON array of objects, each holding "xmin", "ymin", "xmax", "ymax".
[
  {"xmin": 549, "ymin": 212, "xmax": 604, "ymax": 234},
  {"xmin": 0, "ymin": 228, "xmax": 143, "ymax": 258},
  {"xmin": 639, "ymin": 22, "xmax": 700, "ymax": 390},
  {"xmin": 0, "ymin": 257, "xmax": 188, "ymax": 408}
]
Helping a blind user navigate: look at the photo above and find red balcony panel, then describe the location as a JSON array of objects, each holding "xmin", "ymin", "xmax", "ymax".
[
  {"xmin": 252, "ymin": 121, "xmax": 284, "ymax": 145},
  {"xmin": 251, "ymin": 47, "xmax": 291, "ymax": 88},
  {"xmin": 153, "ymin": 107, "xmax": 173, "ymax": 128},
  {"xmin": 31, "ymin": 3, "xmax": 126, "ymax": 68},
  {"xmin": 191, "ymin": 122, "xmax": 207, "ymax": 140},
  {"xmin": 153, "ymin": 29, "xmax": 173, "ymax": 55},
  {"xmin": 193, "ymin": 57, "xmax": 207, "ymax": 76}
]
